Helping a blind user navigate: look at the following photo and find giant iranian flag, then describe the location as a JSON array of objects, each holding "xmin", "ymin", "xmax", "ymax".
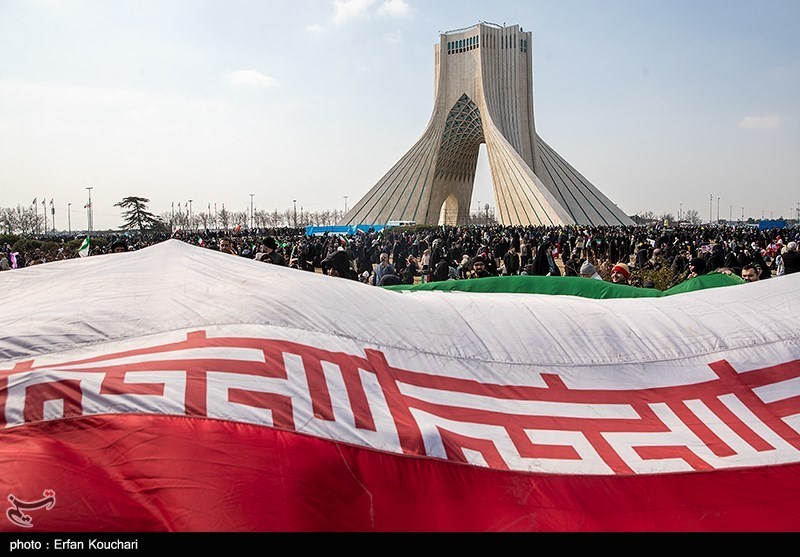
[{"xmin": 1, "ymin": 239, "xmax": 798, "ymax": 532}]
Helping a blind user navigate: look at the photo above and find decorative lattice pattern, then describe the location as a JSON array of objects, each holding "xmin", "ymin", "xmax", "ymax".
[{"xmin": 435, "ymin": 94, "xmax": 484, "ymax": 181}]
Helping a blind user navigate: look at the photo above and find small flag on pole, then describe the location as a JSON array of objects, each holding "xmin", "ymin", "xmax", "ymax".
[
  {"xmin": 32, "ymin": 198, "xmax": 37, "ymax": 205},
  {"xmin": 78, "ymin": 236, "xmax": 90, "ymax": 258}
]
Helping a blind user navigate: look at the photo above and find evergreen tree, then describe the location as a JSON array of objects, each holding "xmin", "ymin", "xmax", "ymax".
[{"xmin": 114, "ymin": 196, "xmax": 164, "ymax": 232}]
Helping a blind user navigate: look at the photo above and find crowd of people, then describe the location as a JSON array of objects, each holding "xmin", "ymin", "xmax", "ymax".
[{"xmin": 2, "ymin": 223, "xmax": 799, "ymax": 288}]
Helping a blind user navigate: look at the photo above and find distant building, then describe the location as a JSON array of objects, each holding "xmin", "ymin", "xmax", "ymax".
[{"xmin": 341, "ymin": 22, "xmax": 634, "ymax": 227}]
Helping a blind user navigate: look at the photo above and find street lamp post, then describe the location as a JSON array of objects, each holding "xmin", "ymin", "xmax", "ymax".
[
  {"xmin": 709, "ymin": 194, "xmax": 713, "ymax": 224},
  {"xmin": 68, "ymin": 203, "xmax": 71, "ymax": 234},
  {"xmin": 293, "ymin": 199, "xmax": 297, "ymax": 228},
  {"xmin": 250, "ymin": 193, "xmax": 254, "ymax": 229},
  {"xmin": 344, "ymin": 196, "xmax": 348, "ymax": 213},
  {"xmin": 188, "ymin": 200, "xmax": 193, "ymax": 230},
  {"xmin": 85, "ymin": 187, "xmax": 93, "ymax": 233}
]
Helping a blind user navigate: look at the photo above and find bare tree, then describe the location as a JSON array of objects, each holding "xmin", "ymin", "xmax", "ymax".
[
  {"xmin": 197, "ymin": 211, "xmax": 211, "ymax": 232},
  {"xmin": 231, "ymin": 211, "xmax": 248, "ymax": 230},
  {"xmin": 19, "ymin": 207, "xmax": 40, "ymax": 235},
  {"xmin": 254, "ymin": 209, "xmax": 269, "ymax": 229},
  {"xmin": 657, "ymin": 212, "xmax": 676, "ymax": 227},
  {"xmin": 0, "ymin": 207, "xmax": 18, "ymax": 234},
  {"xmin": 684, "ymin": 209, "xmax": 701, "ymax": 225}
]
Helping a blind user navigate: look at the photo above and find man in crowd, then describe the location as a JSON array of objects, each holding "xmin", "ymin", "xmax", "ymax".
[
  {"xmin": 371, "ymin": 252, "xmax": 396, "ymax": 285},
  {"xmin": 109, "ymin": 239, "xmax": 128, "ymax": 253},
  {"xmin": 256, "ymin": 237, "xmax": 286, "ymax": 266},
  {"xmin": 782, "ymin": 241, "xmax": 800, "ymax": 274},
  {"xmin": 579, "ymin": 261, "xmax": 603, "ymax": 280},
  {"xmin": 610, "ymin": 262, "xmax": 631, "ymax": 285},
  {"xmin": 502, "ymin": 245, "xmax": 521, "ymax": 275},
  {"xmin": 742, "ymin": 263, "xmax": 760, "ymax": 282},
  {"xmin": 469, "ymin": 255, "xmax": 492, "ymax": 279},
  {"xmin": 219, "ymin": 237, "xmax": 237, "ymax": 255}
]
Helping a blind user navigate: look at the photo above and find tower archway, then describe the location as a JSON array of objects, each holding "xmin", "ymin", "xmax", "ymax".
[
  {"xmin": 340, "ymin": 23, "xmax": 634, "ymax": 227},
  {"xmin": 438, "ymin": 193, "xmax": 460, "ymax": 226}
]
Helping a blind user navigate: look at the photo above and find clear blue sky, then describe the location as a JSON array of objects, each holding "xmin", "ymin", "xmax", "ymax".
[{"xmin": 1, "ymin": 0, "xmax": 798, "ymax": 230}]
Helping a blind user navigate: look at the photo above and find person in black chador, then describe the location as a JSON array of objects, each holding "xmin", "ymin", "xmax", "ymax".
[{"xmin": 322, "ymin": 250, "xmax": 357, "ymax": 280}]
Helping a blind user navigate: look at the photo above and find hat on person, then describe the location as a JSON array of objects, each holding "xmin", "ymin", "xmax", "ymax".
[
  {"xmin": 611, "ymin": 263, "xmax": 631, "ymax": 279},
  {"xmin": 579, "ymin": 261, "xmax": 596, "ymax": 276},
  {"xmin": 262, "ymin": 237, "xmax": 278, "ymax": 250},
  {"xmin": 472, "ymin": 255, "xmax": 486, "ymax": 265}
]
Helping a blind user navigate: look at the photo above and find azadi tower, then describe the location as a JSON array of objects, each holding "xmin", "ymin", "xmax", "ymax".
[{"xmin": 340, "ymin": 22, "xmax": 634, "ymax": 227}]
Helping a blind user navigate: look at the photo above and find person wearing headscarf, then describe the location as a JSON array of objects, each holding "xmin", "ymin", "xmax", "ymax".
[
  {"xmin": 687, "ymin": 257, "xmax": 706, "ymax": 279},
  {"xmin": 431, "ymin": 258, "xmax": 451, "ymax": 282},
  {"xmin": 322, "ymin": 249, "xmax": 357, "ymax": 280},
  {"xmin": 752, "ymin": 249, "xmax": 772, "ymax": 280},
  {"xmin": 531, "ymin": 241, "xmax": 560, "ymax": 276}
]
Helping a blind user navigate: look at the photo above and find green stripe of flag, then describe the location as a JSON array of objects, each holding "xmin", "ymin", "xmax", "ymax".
[
  {"xmin": 78, "ymin": 236, "xmax": 90, "ymax": 257},
  {"xmin": 382, "ymin": 272, "xmax": 744, "ymax": 299}
]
